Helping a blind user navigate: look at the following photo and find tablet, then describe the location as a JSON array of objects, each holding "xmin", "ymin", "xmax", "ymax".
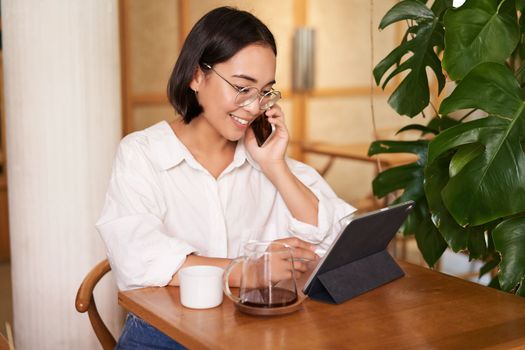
[{"xmin": 302, "ymin": 200, "xmax": 414, "ymax": 298}]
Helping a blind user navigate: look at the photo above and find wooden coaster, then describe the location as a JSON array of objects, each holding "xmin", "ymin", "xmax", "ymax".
[{"xmin": 234, "ymin": 297, "xmax": 304, "ymax": 316}]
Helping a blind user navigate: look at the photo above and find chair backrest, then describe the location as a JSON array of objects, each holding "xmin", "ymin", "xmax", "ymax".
[
  {"xmin": 0, "ymin": 332, "xmax": 11, "ymax": 350},
  {"xmin": 75, "ymin": 259, "xmax": 116, "ymax": 350}
]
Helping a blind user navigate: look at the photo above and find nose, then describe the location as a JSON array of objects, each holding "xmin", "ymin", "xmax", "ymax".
[{"xmin": 242, "ymin": 97, "xmax": 262, "ymax": 116}]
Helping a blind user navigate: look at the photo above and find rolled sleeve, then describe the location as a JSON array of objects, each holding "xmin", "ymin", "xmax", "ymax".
[
  {"xmin": 288, "ymin": 187, "xmax": 334, "ymax": 243},
  {"xmin": 96, "ymin": 137, "xmax": 196, "ymax": 290},
  {"xmin": 285, "ymin": 159, "xmax": 356, "ymax": 248},
  {"xmin": 97, "ymin": 214, "xmax": 196, "ymax": 290}
]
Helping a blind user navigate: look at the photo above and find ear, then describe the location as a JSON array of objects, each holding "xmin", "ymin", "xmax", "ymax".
[{"xmin": 189, "ymin": 66, "xmax": 205, "ymax": 93}]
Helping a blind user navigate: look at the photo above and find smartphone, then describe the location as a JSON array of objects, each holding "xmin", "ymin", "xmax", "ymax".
[{"xmin": 251, "ymin": 113, "xmax": 275, "ymax": 147}]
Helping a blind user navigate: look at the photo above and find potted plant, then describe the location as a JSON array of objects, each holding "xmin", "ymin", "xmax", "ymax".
[{"xmin": 371, "ymin": 0, "xmax": 525, "ymax": 295}]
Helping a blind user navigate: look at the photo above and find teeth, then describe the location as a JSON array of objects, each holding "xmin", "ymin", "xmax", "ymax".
[{"xmin": 230, "ymin": 114, "xmax": 248, "ymax": 125}]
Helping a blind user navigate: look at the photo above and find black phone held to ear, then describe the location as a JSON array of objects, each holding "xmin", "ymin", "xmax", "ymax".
[{"xmin": 251, "ymin": 113, "xmax": 275, "ymax": 147}]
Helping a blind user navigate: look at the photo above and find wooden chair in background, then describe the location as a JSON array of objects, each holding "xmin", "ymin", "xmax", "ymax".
[
  {"xmin": 301, "ymin": 136, "xmax": 419, "ymax": 261},
  {"xmin": 301, "ymin": 139, "xmax": 417, "ymax": 212},
  {"xmin": 75, "ymin": 259, "xmax": 116, "ymax": 350}
]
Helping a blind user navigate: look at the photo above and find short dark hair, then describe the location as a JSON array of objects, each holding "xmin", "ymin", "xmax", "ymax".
[{"xmin": 167, "ymin": 7, "xmax": 277, "ymax": 123}]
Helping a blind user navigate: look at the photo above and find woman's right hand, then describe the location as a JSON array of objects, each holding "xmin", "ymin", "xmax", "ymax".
[{"xmin": 271, "ymin": 237, "xmax": 320, "ymax": 279}]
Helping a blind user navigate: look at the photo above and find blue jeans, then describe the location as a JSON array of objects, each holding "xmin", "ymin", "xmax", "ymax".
[{"xmin": 116, "ymin": 313, "xmax": 187, "ymax": 350}]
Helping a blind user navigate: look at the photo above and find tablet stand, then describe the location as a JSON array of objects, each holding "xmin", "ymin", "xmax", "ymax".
[{"xmin": 306, "ymin": 249, "xmax": 404, "ymax": 304}]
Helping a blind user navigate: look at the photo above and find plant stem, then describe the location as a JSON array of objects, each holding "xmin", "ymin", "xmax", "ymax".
[
  {"xmin": 459, "ymin": 109, "xmax": 478, "ymax": 122},
  {"xmin": 429, "ymin": 101, "xmax": 438, "ymax": 115}
]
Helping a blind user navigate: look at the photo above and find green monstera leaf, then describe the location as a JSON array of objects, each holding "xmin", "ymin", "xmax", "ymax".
[
  {"xmin": 425, "ymin": 152, "xmax": 487, "ymax": 258},
  {"xmin": 368, "ymin": 140, "xmax": 427, "ymax": 198},
  {"xmin": 412, "ymin": 204, "xmax": 448, "ymax": 267},
  {"xmin": 368, "ymin": 140, "xmax": 447, "ymax": 266},
  {"xmin": 373, "ymin": 0, "xmax": 525, "ymax": 297},
  {"xmin": 431, "ymin": 0, "xmax": 453, "ymax": 18},
  {"xmin": 396, "ymin": 115, "xmax": 460, "ymax": 136},
  {"xmin": 426, "ymin": 115, "xmax": 461, "ymax": 133},
  {"xmin": 442, "ymin": 0, "xmax": 520, "ymax": 80},
  {"xmin": 374, "ymin": 0, "xmax": 445, "ymax": 117},
  {"xmin": 434, "ymin": 62, "xmax": 525, "ymax": 227},
  {"xmin": 493, "ymin": 217, "xmax": 525, "ymax": 295}
]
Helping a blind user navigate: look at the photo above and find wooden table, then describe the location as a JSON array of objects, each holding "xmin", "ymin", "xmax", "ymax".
[{"xmin": 119, "ymin": 261, "xmax": 525, "ymax": 349}]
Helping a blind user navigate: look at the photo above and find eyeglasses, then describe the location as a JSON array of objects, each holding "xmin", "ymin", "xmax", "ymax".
[{"xmin": 203, "ymin": 63, "xmax": 281, "ymax": 110}]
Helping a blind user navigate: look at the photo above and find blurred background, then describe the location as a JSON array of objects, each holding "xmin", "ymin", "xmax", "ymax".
[
  {"xmin": 0, "ymin": 1, "xmax": 478, "ymax": 348},
  {"xmin": 116, "ymin": 0, "xmax": 416, "ymax": 207}
]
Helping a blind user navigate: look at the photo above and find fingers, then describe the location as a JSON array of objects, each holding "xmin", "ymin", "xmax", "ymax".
[
  {"xmin": 265, "ymin": 105, "xmax": 288, "ymax": 133},
  {"xmin": 273, "ymin": 237, "xmax": 320, "ymax": 262},
  {"xmin": 267, "ymin": 116, "xmax": 287, "ymax": 135},
  {"xmin": 268, "ymin": 260, "xmax": 295, "ymax": 282},
  {"xmin": 270, "ymin": 260, "xmax": 308, "ymax": 281},
  {"xmin": 266, "ymin": 244, "xmax": 314, "ymax": 283},
  {"xmin": 293, "ymin": 260, "xmax": 309, "ymax": 273},
  {"xmin": 271, "ymin": 262, "xmax": 305, "ymax": 280},
  {"xmin": 274, "ymin": 237, "xmax": 315, "ymax": 251},
  {"xmin": 293, "ymin": 248, "xmax": 319, "ymax": 262},
  {"xmin": 264, "ymin": 103, "xmax": 283, "ymax": 119}
]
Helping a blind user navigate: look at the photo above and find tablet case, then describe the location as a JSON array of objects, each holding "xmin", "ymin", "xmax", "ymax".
[{"xmin": 304, "ymin": 201, "xmax": 413, "ymax": 304}]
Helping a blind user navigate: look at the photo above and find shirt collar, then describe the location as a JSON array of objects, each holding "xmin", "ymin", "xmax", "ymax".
[
  {"xmin": 150, "ymin": 121, "xmax": 262, "ymax": 172},
  {"xmin": 233, "ymin": 138, "xmax": 261, "ymax": 171},
  {"xmin": 148, "ymin": 121, "xmax": 186, "ymax": 171}
]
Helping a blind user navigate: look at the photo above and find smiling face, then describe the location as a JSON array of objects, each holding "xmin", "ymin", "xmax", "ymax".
[{"xmin": 190, "ymin": 44, "xmax": 277, "ymax": 142}]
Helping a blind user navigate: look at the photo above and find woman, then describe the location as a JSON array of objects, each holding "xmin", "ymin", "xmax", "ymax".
[{"xmin": 97, "ymin": 6, "xmax": 355, "ymax": 349}]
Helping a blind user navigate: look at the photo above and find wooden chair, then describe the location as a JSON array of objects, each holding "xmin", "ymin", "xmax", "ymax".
[
  {"xmin": 75, "ymin": 259, "xmax": 116, "ymax": 350},
  {"xmin": 0, "ymin": 332, "xmax": 10, "ymax": 350},
  {"xmin": 301, "ymin": 139, "xmax": 420, "ymax": 258}
]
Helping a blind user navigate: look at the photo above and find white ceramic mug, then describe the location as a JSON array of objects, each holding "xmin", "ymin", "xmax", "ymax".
[{"xmin": 178, "ymin": 265, "xmax": 224, "ymax": 309}]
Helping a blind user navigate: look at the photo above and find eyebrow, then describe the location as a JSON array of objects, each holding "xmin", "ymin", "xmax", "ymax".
[{"xmin": 232, "ymin": 74, "xmax": 276, "ymax": 86}]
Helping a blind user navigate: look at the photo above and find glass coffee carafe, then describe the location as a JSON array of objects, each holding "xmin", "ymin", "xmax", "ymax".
[{"xmin": 223, "ymin": 241, "xmax": 298, "ymax": 308}]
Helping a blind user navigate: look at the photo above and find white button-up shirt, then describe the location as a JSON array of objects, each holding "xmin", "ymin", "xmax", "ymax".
[{"xmin": 96, "ymin": 121, "xmax": 356, "ymax": 290}]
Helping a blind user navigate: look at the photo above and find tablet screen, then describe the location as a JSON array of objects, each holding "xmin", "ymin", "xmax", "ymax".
[{"xmin": 302, "ymin": 201, "xmax": 414, "ymax": 295}]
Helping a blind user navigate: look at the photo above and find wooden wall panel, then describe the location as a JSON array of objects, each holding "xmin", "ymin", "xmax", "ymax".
[
  {"xmin": 186, "ymin": 0, "xmax": 295, "ymax": 91},
  {"xmin": 133, "ymin": 105, "xmax": 176, "ymax": 131},
  {"xmin": 309, "ymin": 0, "xmax": 398, "ymax": 88},
  {"xmin": 306, "ymin": 96, "xmax": 381, "ymax": 203},
  {"xmin": 302, "ymin": 0, "xmax": 426, "ymax": 207},
  {"xmin": 128, "ymin": 0, "xmax": 179, "ymax": 95}
]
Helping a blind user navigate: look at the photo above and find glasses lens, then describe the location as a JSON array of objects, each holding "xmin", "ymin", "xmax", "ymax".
[
  {"xmin": 235, "ymin": 87, "xmax": 259, "ymax": 107},
  {"xmin": 260, "ymin": 91, "xmax": 281, "ymax": 110}
]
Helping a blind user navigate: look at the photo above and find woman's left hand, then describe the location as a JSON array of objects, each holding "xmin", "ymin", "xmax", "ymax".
[{"xmin": 244, "ymin": 104, "xmax": 289, "ymax": 169}]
